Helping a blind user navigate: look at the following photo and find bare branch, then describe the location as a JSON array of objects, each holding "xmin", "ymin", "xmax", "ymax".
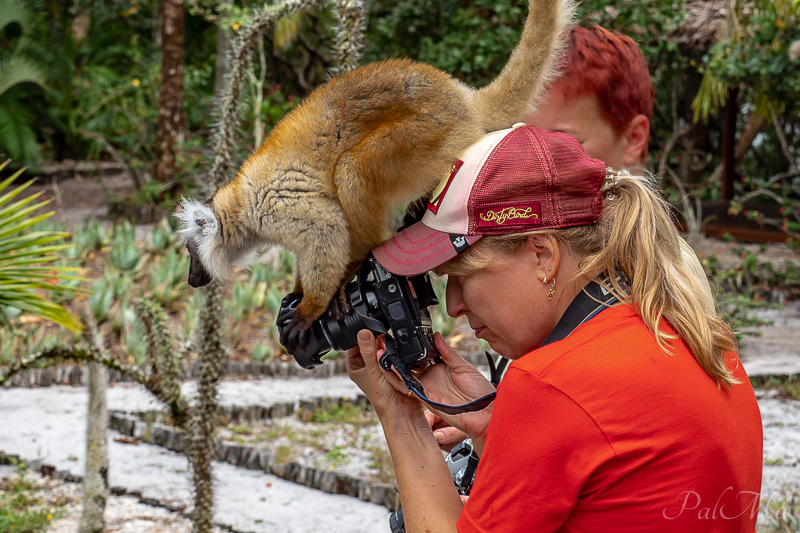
[
  {"xmin": 0, "ymin": 347, "xmax": 92, "ymax": 386},
  {"xmin": 736, "ymin": 188, "xmax": 785, "ymax": 204},
  {"xmin": 80, "ymin": 129, "xmax": 145, "ymax": 189},
  {"xmin": 659, "ymin": 123, "xmax": 693, "ymax": 176},
  {"xmin": 769, "ymin": 104, "xmax": 798, "ymax": 171}
]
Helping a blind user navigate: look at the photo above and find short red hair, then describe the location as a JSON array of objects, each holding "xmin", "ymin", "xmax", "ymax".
[{"xmin": 552, "ymin": 25, "xmax": 654, "ymax": 139}]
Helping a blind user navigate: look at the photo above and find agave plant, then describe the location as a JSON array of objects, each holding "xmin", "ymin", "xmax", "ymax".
[
  {"xmin": 148, "ymin": 248, "xmax": 189, "ymax": 305},
  {"xmin": 251, "ymin": 340, "xmax": 274, "ymax": 363},
  {"xmin": 73, "ymin": 219, "xmax": 109, "ymax": 255},
  {"xmin": 109, "ymin": 220, "xmax": 147, "ymax": 274},
  {"xmin": 150, "ymin": 217, "xmax": 179, "ymax": 253},
  {"xmin": 0, "ymin": 162, "xmax": 84, "ymax": 330},
  {"xmin": 88, "ymin": 275, "xmax": 114, "ymax": 324},
  {"xmin": 120, "ymin": 305, "xmax": 147, "ymax": 365}
]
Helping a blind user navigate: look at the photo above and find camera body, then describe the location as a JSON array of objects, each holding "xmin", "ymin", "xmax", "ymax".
[{"xmin": 277, "ymin": 256, "xmax": 440, "ymax": 371}]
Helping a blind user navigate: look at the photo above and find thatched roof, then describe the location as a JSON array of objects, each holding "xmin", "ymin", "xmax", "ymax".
[{"xmin": 671, "ymin": 0, "xmax": 729, "ymax": 52}]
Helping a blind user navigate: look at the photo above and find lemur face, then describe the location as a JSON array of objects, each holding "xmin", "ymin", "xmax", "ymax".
[
  {"xmin": 186, "ymin": 240, "xmax": 213, "ymax": 288},
  {"xmin": 176, "ymin": 198, "xmax": 218, "ymax": 288}
]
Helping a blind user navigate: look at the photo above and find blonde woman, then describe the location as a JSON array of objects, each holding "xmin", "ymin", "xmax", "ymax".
[{"xmin": 346, "ymin": 125, "xmax": 762, "ymax": 532}]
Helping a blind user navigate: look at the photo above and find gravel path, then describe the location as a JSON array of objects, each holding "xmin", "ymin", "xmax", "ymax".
[
  {"xmin": 0, "ymin": 380, "xmax": 388, "ymax": 533},
  {"xmin": 1, "ymin": 371, "xmax": 797, "ymax": 531},
  {"xmin": 102, "ymin": 374, "xmax": 364, "ymax": 412}
]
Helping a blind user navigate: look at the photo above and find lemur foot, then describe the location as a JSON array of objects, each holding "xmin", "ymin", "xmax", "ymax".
[
  {"xmin": 325, "ymin": 284, "xmax": 352, "ymax": 321},
  {"xmin": 279, "ymin": 309, "xmax": 313, "ymax": 355}
]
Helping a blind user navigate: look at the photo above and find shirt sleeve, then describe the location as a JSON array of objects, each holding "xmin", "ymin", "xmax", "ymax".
[{"xmin": 458, "ymin": 367, "xmax": 616, "ymax": 533}]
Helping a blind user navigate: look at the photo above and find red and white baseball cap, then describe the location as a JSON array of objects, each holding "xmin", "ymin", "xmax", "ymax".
[{"xmin": 373, "ymin": 124, "xmax": 607, "ymax": 276}]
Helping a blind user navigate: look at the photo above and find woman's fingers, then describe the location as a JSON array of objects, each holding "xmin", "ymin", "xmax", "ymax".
[
  {"xmin": 434, "ymin": 332, "xmax": 469, "ymax": 369},
  {"xmin": 356, "ymin": 331, "xmax": 416, "ymax": 395},
  {"xmin": 433, "ymin": 426, "xmax": 468, "ymax": 449}
]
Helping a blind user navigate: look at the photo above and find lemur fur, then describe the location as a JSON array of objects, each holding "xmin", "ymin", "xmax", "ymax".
[{"xmin": 177, "ymin": 0, "xmax": 575, "ymax": 353}]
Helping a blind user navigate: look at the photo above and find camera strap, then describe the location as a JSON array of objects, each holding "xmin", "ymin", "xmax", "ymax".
[{"xmin": 391, "ymin": 281, "xmax": 618, "ymax": 416}]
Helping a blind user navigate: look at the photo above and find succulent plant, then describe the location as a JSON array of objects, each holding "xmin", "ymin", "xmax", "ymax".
[
  {"xmin": 148, "ymin": 248, "xmax": 189, "ymax": 305},
  {"xmin": 109, "ymin": 220, "xmax": 147, "ymax": 274},
  {"xmin": 150, "ymin": 217, "xmax": 179, "ymax": 253}
]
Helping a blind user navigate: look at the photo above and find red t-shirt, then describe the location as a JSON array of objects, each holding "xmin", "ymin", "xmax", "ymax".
[{"xmin": 458, "ymin": 305, "xmax": 762, "ymax": 533}]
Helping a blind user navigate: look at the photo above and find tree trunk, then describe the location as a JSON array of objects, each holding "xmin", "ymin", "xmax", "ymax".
[
  {"xmin": 78, "ymin": 361, "xmax": 109, "ymax": 533},
  {"xmin": 155, "ymin": 0, "xmax": 185, "ymax": 184},
  {"xmin": 721, "ymin": 88, "xmax": 739, "ymax": 200},
  {"xmin": 213, "ymin": 0, "xmax": 234, "ymax": 99},
  {"xmin": 707, "ymin": 111, "xmax": 767, "ymax": 186}
]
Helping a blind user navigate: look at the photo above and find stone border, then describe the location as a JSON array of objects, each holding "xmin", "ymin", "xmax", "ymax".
[
  {"xmin": 109, "ymin": 394, "xmax": 400, "ymax": 512},
  {"xmin": 1, "ymin": 359, "xmax": 348, "ymax": 389},
  {"xmin": 0, "ymin": 452, "xmax": 245, "ymax": 533},
  {"xmin": 3, "ymin": 352, "xmax": 491, "ymax": 389},
  {"xmin": 112, "ymin": 394, "xmax": 366, "ymax": 426},
  {"xmin": 750, "ymin": 373, "xmax": 800, "ymax": 387}
]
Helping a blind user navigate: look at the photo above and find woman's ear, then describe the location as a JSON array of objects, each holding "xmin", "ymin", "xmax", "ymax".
[{"xmin": 524, "ymin": 235, "xmax": 561, "ymax": 281}]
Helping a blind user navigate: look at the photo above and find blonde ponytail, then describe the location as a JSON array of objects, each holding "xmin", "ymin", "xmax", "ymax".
[
  {"xmin": 582, "ymin": 171, "xmax": 738, "ymax": 387},
  {"xmin": 437, "ymin": 170, "xmax": 739, "ymax": 387}
]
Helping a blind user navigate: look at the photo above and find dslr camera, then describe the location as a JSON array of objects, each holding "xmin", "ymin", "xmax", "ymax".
[{"xmin": 277, "ymin": 255, "xmax": 440, "ymax": 372}]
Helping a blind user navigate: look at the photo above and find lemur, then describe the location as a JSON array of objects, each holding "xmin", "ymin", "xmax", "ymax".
[{"xmin": 177, "ymin": 0, "xmax": 574, "ymax": 353}]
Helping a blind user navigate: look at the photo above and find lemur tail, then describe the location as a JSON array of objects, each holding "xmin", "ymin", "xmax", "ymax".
[{"xmin": 471, "ymin": 0, "xmax": 575, "ymax": 133}]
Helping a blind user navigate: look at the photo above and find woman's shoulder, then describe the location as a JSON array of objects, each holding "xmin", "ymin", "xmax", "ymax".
[
  {"xmin": 508, "ymin": 303, "xmax": 713, "ymax": 401},
  {"xmin": 514, "ymin": 304, "xmax": 653, "ymax": 374}
]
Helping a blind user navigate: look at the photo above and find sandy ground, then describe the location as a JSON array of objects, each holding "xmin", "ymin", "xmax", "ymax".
[
  {"xmin": 0, "ymin": 372, "xmax": 797, "ymax": 531},
  {"xmin": 0, "ymin": 380, "xmax": 389, "ymax": 533},
  {"xmin": 739, "ymin": 301, "xmax": 800, "ymax": 375}
]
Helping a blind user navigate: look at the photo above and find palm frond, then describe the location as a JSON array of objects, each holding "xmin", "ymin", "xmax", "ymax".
[
  {"xmin": 0, "ymin": 99, "xmax": 40, "ymax": 162},
  {"xmin": 0, "ymin": 0, "xmax": 33, "ymax": 36},
  {"xmin": 0, "ymin": 162, "xmax": 84, "ymax": 331},
  {"xmin": 692, "ymin": 72, "xmax": 729, "ymax": 122},
  {"xmin": 0, "ymin": 56, "xmax": 48, "ymax": 99}
]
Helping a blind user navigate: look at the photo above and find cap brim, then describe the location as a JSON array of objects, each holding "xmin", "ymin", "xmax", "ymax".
[{"xmin": 372, "ymin": 221, "xmax": 481, "ymax": 276}]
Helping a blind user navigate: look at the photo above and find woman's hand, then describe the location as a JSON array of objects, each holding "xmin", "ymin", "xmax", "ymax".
[
  {"xmin": 415, "ymin": 333, "xmax": 496, "ymax": 448},
  {"xmin": 345, "ymin": 330, "xmax": 425, "ymax": 418},
  {"xmin": 424, "ymin": 411, "xmax": 467, "ymax": 452}
]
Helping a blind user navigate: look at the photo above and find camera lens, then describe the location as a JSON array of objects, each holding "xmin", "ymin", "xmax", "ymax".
[
  {"xmin": 322, "ymin": 304, "xmax": 369, "ymax": 353},
  {"xmin": 276, "ymin": 294, "xmax": 332, "ymax": 369}
]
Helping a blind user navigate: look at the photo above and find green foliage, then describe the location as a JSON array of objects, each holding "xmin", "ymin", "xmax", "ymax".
[
  {"xmin": 72, "ymin": 219, "xmax": 109, "ymax": 254},
  {"xmin": 303, "ymin": 401, "xmax": 375, "ymax": 426},
  {"xmin": 765, "ymin": 488, "xmax": 800, "ymax": 533},
  {"xmin": 365, "ymin": 0, "xmax": 525, "ymax": 86},
  {"xmin": 148, "ymin": 248, "xmax": 189, "ymax": 306},
  {"xmin": 108, "ymin": 221, "xmax": 146, "ymax": 274},
  {"xmin": 0, "ymin": 322, "xmax": 60, "ymax": 364},
  {"xmin": 251, "ymin": 340, "xmax": 274, "ymax": 362},
  {"xmin": 0, "ymin": 163, "xmax": 84, "ymax": 330},
  {"xmin": 0, "ymin": 0, "xmax": 51, "ymax": 164},
  {"xmin": 704, "ymin": 5, "xmax": 800, "ymax": 109},
  {"xmin": 0, "ymin": 460, "xmax": 67, "ymax": 532},
  {"xmin": 88, "ymin": 274, "xmax": 115, "ymax": 324},
  {"xmin": 701, "ymin": 242, "xmax": 798, "ymax": 340},
  {"xmin": 120, "ymin": 304, "xmax": 148, "ymax": 365},
  {"xmin": 181, "ymin": 289, "xmax": 204, "ymax": 341}
]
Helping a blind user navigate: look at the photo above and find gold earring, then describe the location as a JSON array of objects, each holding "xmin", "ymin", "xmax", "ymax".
[
  {"xmin": 542, "ymin": 267, "xmax": 552, "ymax": 284},
  {"xmin": 548, "ymin": 278, "xmax": 556, "ymax": 300}
]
